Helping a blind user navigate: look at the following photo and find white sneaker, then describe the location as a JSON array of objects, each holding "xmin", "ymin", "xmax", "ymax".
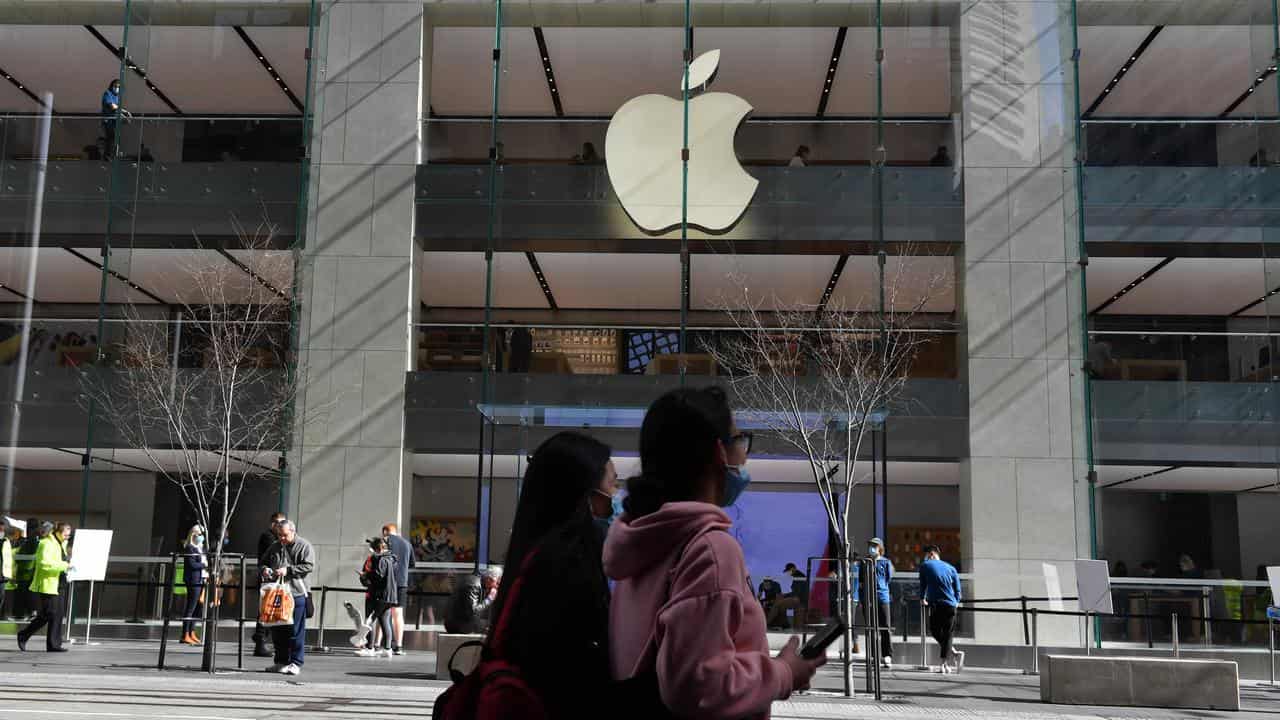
[
  {"xmin": 882, "ymin": 656, "xmax": 893, "ymax": 669},
  {"xmin": 380, "ymin": 648, "xmax": 394, "ymax": 658},
  {"xmin": 355, "ymin": 648, "xmax": 378, "ymax": 657},
  {"xmin": 952, "ymin": 650, "xmax": 965, "ymax": 673},
  {"xmin": 281, "ymin": 663, "xmax": 301, "ymax": 675}
]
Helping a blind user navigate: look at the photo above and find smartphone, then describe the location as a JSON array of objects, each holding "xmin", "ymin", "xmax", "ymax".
[{"xmin": 800, "ymin": 618, "xmax": 846, "ymax": 659}]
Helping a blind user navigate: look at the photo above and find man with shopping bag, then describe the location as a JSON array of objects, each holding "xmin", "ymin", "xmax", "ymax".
[{"xmin": 259, "ymin": 521, "xmax": 314, "ymax": 675}]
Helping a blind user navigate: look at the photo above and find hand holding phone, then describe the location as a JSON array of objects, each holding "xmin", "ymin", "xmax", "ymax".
[{"xmin": 800, "ymin": 617, "xmax": 846, "ymax": 660}]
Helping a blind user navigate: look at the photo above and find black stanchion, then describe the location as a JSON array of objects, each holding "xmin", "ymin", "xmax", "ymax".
[
  {"xmin": 237, "ymin": 555, "xmax": 247, "ymax": 671},
  {"xmin": 157, "ymin": 553, "xmax": 177, "ymax": 670},
  {"xmin": 127, "ymin": 566, "xmax": 144, "ymax": 624},
  {"xmin": 1021, "ymin": 596, "xmax": 1030, "ymax": 645}
]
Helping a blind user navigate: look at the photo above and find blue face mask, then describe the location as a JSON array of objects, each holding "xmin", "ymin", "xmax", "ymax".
[
  {"xmin": 720, "ymin": 465, "xmax": 751, "ymax": 507},
  {"xmin": 592, "ymin": 490, "xmax": 624, "ymax": 539},
  {"xmin": 196, "ymin": 535, "xmax": 204, "ymax": 544}
]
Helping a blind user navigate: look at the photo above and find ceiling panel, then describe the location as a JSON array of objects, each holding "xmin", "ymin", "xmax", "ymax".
[
  {"xmin": 830, "ymin": 255, "xmax": 955, "ymax": 313},
  {"xmin": 691, "ymin": 253, "xmax": 836, "ymax": 311},
  {"xmin": 227, "ymin": 249, "xmax": 296, "ymax": 299},
  {"xmin": 1076, "ymin": 26, "xmax": 1154, "ymax": 113},
  {"xmin": 421, "ymin": 251, "xmax": 549, "ymax": 309},
  {"xmin": 132, "ymin": 27, "xmax": 296, "ymax": 114},
  {"xmin": 124, "ymin": 249, "xmax": 290, "ymax": 305},
  {"xmin": 825, "ymin": 27, "xmax": 951, "ymax": 116},
  {"xmin": 1101, "ymin": 258, "xmax": 1268, "ymax": 315},
  {"xmin": 1095, "ymin": 465, "xmax": 1172, "ymax": 488},
  {"xmin": 0, "ymin": 75, "xmax": 39, "ymax": 112},
  {"xmin": 94, "ymin": 26, "xmax": 172, "ymax": 115},
  {"xmin": 1094, "ymin": 26, "xmax": 1258, "ymax": 117},
  {"xmin": 543, "ymin": 27, "xmax": 684, "ymax": 116},
  {"xmin": 1084, "ymin": 256, "xmax": 1165, "ymax": 312},
  {"xmin": 537, "ymin": 252, "xmax": 681, "ymax": 310},
  {"xmin": 0, "ymin": 247, "xmax": 152, "ymax": 304},
  {"xmin": 1118, "ymin": 465, "xmax": 1280, "ymax": 492},
  {"xmin": 242, "ymin": 26, "xmax": 309, "ymax": 103},
  {"xmin": 0, "ymin": 26, "xmax": 131, "ymax": 113},
  {"xmin": 694, "ymin": 28, "xmax": 834, "ymax": 116},
  {"xmin": 430, "ymin": 27, "xmax": 554, "ymax": 116},
  {"xmin": 0, "ymin": 447, "xmax": 281, "ymax": 474}
]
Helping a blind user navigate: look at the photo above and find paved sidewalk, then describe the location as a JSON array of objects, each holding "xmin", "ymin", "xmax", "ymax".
[{"xmin": 0, "ymin": 640, "xmax": 1274, "ymax": 719}]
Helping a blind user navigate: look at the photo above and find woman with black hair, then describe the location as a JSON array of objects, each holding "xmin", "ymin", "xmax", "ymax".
[
  {"xmin": 605, "ymin": 387, "xmax": 824, "ymax": 719},
  {"xmin": 482, "ymin": 430, "xmax": 618, "ymax": 717}
]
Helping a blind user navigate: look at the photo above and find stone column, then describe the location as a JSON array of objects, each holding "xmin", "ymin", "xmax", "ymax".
[
  {"xmin": 291, "ymin": 0, "xmax": 424, "ymax": 616},
  {"xmin": 959, "ymin": 0, "xmax": 1093, "ymax": 645}
]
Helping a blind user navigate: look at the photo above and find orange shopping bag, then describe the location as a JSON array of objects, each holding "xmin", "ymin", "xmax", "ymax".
[{"xmin": 259, "ymin": 581, "xmax": 295, "ymax": 626}]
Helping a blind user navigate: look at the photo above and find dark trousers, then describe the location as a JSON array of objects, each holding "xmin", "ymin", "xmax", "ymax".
[
  {"xmin": 855, "ymin": 601, "xmax": 893, "ymax": 659},
  {"xmin": 19, "ymin": 593, "xmax": 63, "ymax": 650},
  {"xmin": 182, "ymin": 584, "xmax": 203, "ymax": 635},
  {"xmin": 271, "ymin": 594, "xmax": 306, "ymax": 666},
  {"xmin": 14, "ymin": 585, "xmax": 33, "ymax": 618},
  {"xmin": 103, "ymin": 121, "xmax": 118, "ymax": 158},
  {"xmin": 928, "ymin": 603, "xmax": 957, "ymax": 661},
  {"xmin": 374, "ymin": 602, "xmax": 396, "ymax": 650}
]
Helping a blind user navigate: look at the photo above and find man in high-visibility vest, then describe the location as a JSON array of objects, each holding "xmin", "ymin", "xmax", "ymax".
[
  {"xmin": 17, "ymin": 521, "xmax": 72, "ymax": 652},
  {"xmin": 0, "ymin": 518, "xmax": 12, "ymax": 618}
]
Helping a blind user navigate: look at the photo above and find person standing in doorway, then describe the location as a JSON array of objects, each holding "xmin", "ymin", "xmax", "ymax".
[
  {"xmin": 261, "ymin": 521, "xmax": 314, "ymax": 675},
  {"xmin": 918, "ymin": 545, "xmax": 963, "ymax": 673},
  {"xmin": 863, "ymin": 537, "xmax": 895, "ymax": 668},
  {"xmin": 252, "ymin": 512, "xmax": 286, "ymax": 657},
  {"xmin": 381, "ymin": 523, "xmax": 414, "ymax": 655},
  {"xmin": 17, "ymin": 522, "xmax": 71, "ymax": 652},
  {"xmin": 180, "ymin": 525, "xmax": 208, "ymax": 645}
]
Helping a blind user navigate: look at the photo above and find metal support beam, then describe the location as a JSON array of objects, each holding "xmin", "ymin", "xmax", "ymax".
[
  {"xmin": 84, "ymin": 25, "xmax": 183, "ymax": 115},
  {"xmin": 233, "ymin": 26, "xmax": 304, "ymax": 113}
]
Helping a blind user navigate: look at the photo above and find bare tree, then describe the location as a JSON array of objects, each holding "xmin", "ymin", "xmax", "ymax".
[
  {"xmin": 80, "ymin": 218, "xmax": 312, "ymax": 672},
  {"xmin": 704, "ymin": 251, "xmax": 951, "ymax": 694}
]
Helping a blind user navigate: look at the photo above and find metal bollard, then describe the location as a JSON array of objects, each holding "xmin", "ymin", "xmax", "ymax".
[
  {"xmin": 1202, "ymin": 591, "xmax": 1211, "ymax": 647},
  {"xmin": 237, "ymin": 555, "xmax": 247, "ymax": 671},
  {"xmin": 157, "ymin": 553, "xmax": 178, "ymax": 670},
  {"xmin": 916, "ymin": 600, "xmax": 929, "ymax": 670},
  {"xmin": 1025, "ymin": 608, "xmax": 1040, "ymax": 676},
  {"xmin": 311, "ymin": 586, "xmax": 328, "ymax": 652},
  {"xmin": 1085, "ymin": 611, "xmax": 1091, "ymax": 655},
  {"xmin": 1269, "ymin": 615, "xmax": 1275, "ymax": 686},
  {"xmin": 1172, "ymin": 613, "xmax": 1180, "ymax": 658},
  {"xmin": 1021, "ymin": 596, "xmax": 1030, "ymax": 645},
  {"xmin": 127, "ymin": 567, "xmax": 144, "ymax": 624}
]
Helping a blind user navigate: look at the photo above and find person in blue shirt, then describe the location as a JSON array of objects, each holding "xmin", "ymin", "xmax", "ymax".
[
  {"xmin": 857, "ymin": 537, "xmax": 895, "ymax": 667},
  {"xmin": 100, "ymin": 79, "xmax": 129, "ymax": 159},
  {"xmin": 918, "ymin": 545, "xmax": 964, "ymax": 673}
]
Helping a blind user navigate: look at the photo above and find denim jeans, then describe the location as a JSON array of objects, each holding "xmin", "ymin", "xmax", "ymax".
[{"xmin": 271, "ymin": 594, "xmax": 307, "ymax": 666}]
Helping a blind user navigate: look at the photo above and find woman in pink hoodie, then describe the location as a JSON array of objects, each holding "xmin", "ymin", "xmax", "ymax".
[{"xmin": 604, "ymin": 387, "xmax": 825, "ymax": 719}]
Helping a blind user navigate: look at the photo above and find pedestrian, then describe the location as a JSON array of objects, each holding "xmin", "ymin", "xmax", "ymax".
[
  {"xmin": 444, "ymin": 566, "xmax": 501, "ymax": 635},
  {"xmin": 482, "ymin": 431, "xmax": 618, "ymax": 716},
  {"xmin": 0, "ymin": 518, "xmax": 12, "ymax": 619},
  {"xmin": 355, "ymin": 548, "xmax": 379, "ymax": 654},
  {"xmin": 788, "ymin": 144, "xmax": 810, "ymax": 167},
  {"xmin": 252, "ymin": 512, "xmax": 286, "ymax": 657},
  {"xmin": 858, "ymin": 537, "xmax": 895, "ymax": 668},
  {"xmin": 180, "ymin": 524, "xmax": 208, "ymax": 645},
  {"xmin": 380, "ymin": 523, "xmax": 414, "ymax": 654},
  {"xmin": 918, "ymin": 545, "xmax": 963, "ymax": 673},
  {"xmin": 767, "ymin": 563, "xmax": 809, "ymax": 630},
  {"xmin": 260, "ymin": 520, "xmax": 314, "ymax": 675},
  {"xmin": 17, "ymin": 521, "xmax": 72, "ymax": 652},
  {"xmin": 14, "ymin": 517, "xmax": 40, "ymax": 618},
  {"xmin": 357, "ymin": 537, "xmax": 400, "ymax": 657},
  {"xmin": 605, "ymin": 387, "xmax": 824, "ymax": 719},
  {"xmin": 100, "ymin": 79, "xmax": 129, "ymax": 158}
]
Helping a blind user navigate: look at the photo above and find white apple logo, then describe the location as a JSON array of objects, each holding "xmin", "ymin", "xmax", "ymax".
[{"xmin": 605, "ymin": 49, "xmax": 758, "ymax": 234}]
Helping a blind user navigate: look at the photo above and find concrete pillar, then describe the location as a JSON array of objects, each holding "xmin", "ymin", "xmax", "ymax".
[
  {"xmin": 292, "ymin": 0, "xmax": 424, "ymax": 619},
  {"xmin": 959, "ymin": 0, "xmax": 1092, "ymax": 645}
]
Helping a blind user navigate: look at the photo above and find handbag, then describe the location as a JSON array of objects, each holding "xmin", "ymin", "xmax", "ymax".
[
  {"xmin": 305, "ymin": 592, "xmax": 315, "ymax": 619},
  {"xmin": 259, "ymin": 580, "xmax": 295, "ymax": 626}
]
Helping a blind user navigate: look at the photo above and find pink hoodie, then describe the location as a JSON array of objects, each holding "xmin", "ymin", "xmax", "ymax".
[{"xmin": 604, "ymin": 502, "xmax": 793, "ymax": 720}]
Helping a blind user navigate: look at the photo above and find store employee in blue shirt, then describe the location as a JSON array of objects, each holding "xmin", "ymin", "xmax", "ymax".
[
  {"xmin": 919, "ymin": 545, "xmax": 964, "ymax": 673},
  {"xmin": 857, "ymin": 537, "xmax": 895, "ymax": 668},
  {"xmin": 101, "ymin": 79, "xmax": 128, "ymax": 158}
]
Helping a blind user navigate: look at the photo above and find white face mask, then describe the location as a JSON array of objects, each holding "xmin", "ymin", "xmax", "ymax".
[{"xmin": 867, "ymin": 546, "xmax": 879, "ymax": 557}]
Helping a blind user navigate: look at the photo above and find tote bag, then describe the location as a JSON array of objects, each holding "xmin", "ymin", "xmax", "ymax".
[{"xmin": 259, "ymin": 580, "xmax": 295, "ymax": 626}]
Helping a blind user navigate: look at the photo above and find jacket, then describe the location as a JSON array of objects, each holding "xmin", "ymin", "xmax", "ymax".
[
  {"xmin": 361, "ymin": 552, "xmax": 400, "ymax": 605},
  {"xmin": 445, "ymin": 573, "xmax": 494, "ymax": 634},
  {"xmin": 30, "ymin": 535, "xmax": 69, "ymax": 596},
  {"xmin": 386, "ymin": 533, "xmax": 413, "ymax": 588},
  {"xmin": 183, "ymin": 543, "xmax": 207, "ymax": 587},
  {"xmin": 15, "ymin": 536, "xmax": 38, "ymax": 582},
  {"xmin": 918, "ymin": 558, "xmax": 961, "ymax": 608},
  {"xmin": 261, "ymin": 536, "xmax": 315, "ymax": 597},
  {"xmin": 604, "ymin": 502, "xmax": 792, "ymax": 720}
]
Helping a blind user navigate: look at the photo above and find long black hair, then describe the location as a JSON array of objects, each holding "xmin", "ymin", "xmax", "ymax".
[
  {"xmin": 625, "ymin": 386, "xmax": 732, "ymax": 519},
  {"xmin": 489, "ymin": 431, "xmax": 612, "ymax": 630}
]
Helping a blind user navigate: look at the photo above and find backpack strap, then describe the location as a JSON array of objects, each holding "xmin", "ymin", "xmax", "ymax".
[{"xmin": 446, "ymin": 640, "xmax": 488, "ymax": 685}]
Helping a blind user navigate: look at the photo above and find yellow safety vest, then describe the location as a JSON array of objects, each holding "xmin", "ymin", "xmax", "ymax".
[
  {"xmin": 173, "ymin": 561, "xmax": 187, "ymax": 596},
  {"xmin": 29, "ymin": 536, "xmax": 68, "ymax": 596}
]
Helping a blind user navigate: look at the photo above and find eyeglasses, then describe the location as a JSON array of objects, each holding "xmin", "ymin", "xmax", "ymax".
[{"xmin": 729, "ymin": 431, "xmax": 754, "ymax": 455}]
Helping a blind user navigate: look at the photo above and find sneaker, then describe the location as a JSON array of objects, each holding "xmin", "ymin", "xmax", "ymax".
[
  {"xmin": 380, "ymin": 648, "xmax": 394, "ymax": 658},
  {"xmin": 951, "ymin": 650, "xmax": 965, "ymax": 673},
  {"xmin": 266, "ymin": 664, "xmax": 286, "ymax": 673},
  {"xmin": 393, "ymin": 647, "xmax": 405, "ymax": 656},
  {"xmin": 882, "ymin": 656, "xmax": 893, "ymax": 669},
  {"xmin": 354, "ymin": 648, "xmax": 379, "ymax": 657},
  {"xmin": 281, "ymin": 663, "xmax": 301, "ymax": 675}
]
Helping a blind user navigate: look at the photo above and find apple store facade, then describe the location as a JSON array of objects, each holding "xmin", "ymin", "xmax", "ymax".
[{"xmin": 3, "ymin": 0, "xmax": 1280, "ymax": 648}]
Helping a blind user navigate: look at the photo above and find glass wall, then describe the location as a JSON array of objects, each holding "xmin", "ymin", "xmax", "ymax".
[{"xmin": 0, "ymin": 0, "xmax": 315, "ymax": 594}]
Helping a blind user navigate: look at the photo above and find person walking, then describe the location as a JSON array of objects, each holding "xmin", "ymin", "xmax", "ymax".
[
  {"xmin": 380, "ymin": 523, "xmax": 414, "ymax": 654},
  {"xmin": 260, "ymin": 521, "xmax": 314, "ymax": 675},
  {"xmin": 13, "ymin": 517, "xmax": 40, "ymax": 619},
  {"xmin": 180, "ymin": 525, "xmax": 208, "ymax": 645},
  {"xmin": 17, "ymin": 522, "xmax": 71, "ymax": 652},
  {"xmin": 358, "ymin": 537, "xmax": 400, "ymax": 657},
  {"xmin": 605, "ymin": 387, "xmax": 824, "ymax": 719},
  {"xmin": 0, "ymin": 518, "xmax": 13, "ymax": 619},
  {"xmin": 861, "ymin": 537, "xmax": 895, "ymax": 668},
  {"xmin": 918, "ymin": 545, "xmax": 963, "ymax": 673},
  {"xmin": 252, "ymin": 512, "xmax": 286, "ymax": 657}
]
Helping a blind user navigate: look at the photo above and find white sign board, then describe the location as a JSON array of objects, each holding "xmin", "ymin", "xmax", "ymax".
[
  {"xmin": 1042, "ymin": 563, "xmax": 1065, "ymax": 612},
  {"xmin": 67, "ymin": 529, "xmax": 112, "ymax": 582},
  {"xmin": 1267, "ymin": 566, "xmax": 1280, "ymax": 604},
  {"xmin": 1075, "ymin": 559, "xmax": 1115, "ymax": 614}
]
